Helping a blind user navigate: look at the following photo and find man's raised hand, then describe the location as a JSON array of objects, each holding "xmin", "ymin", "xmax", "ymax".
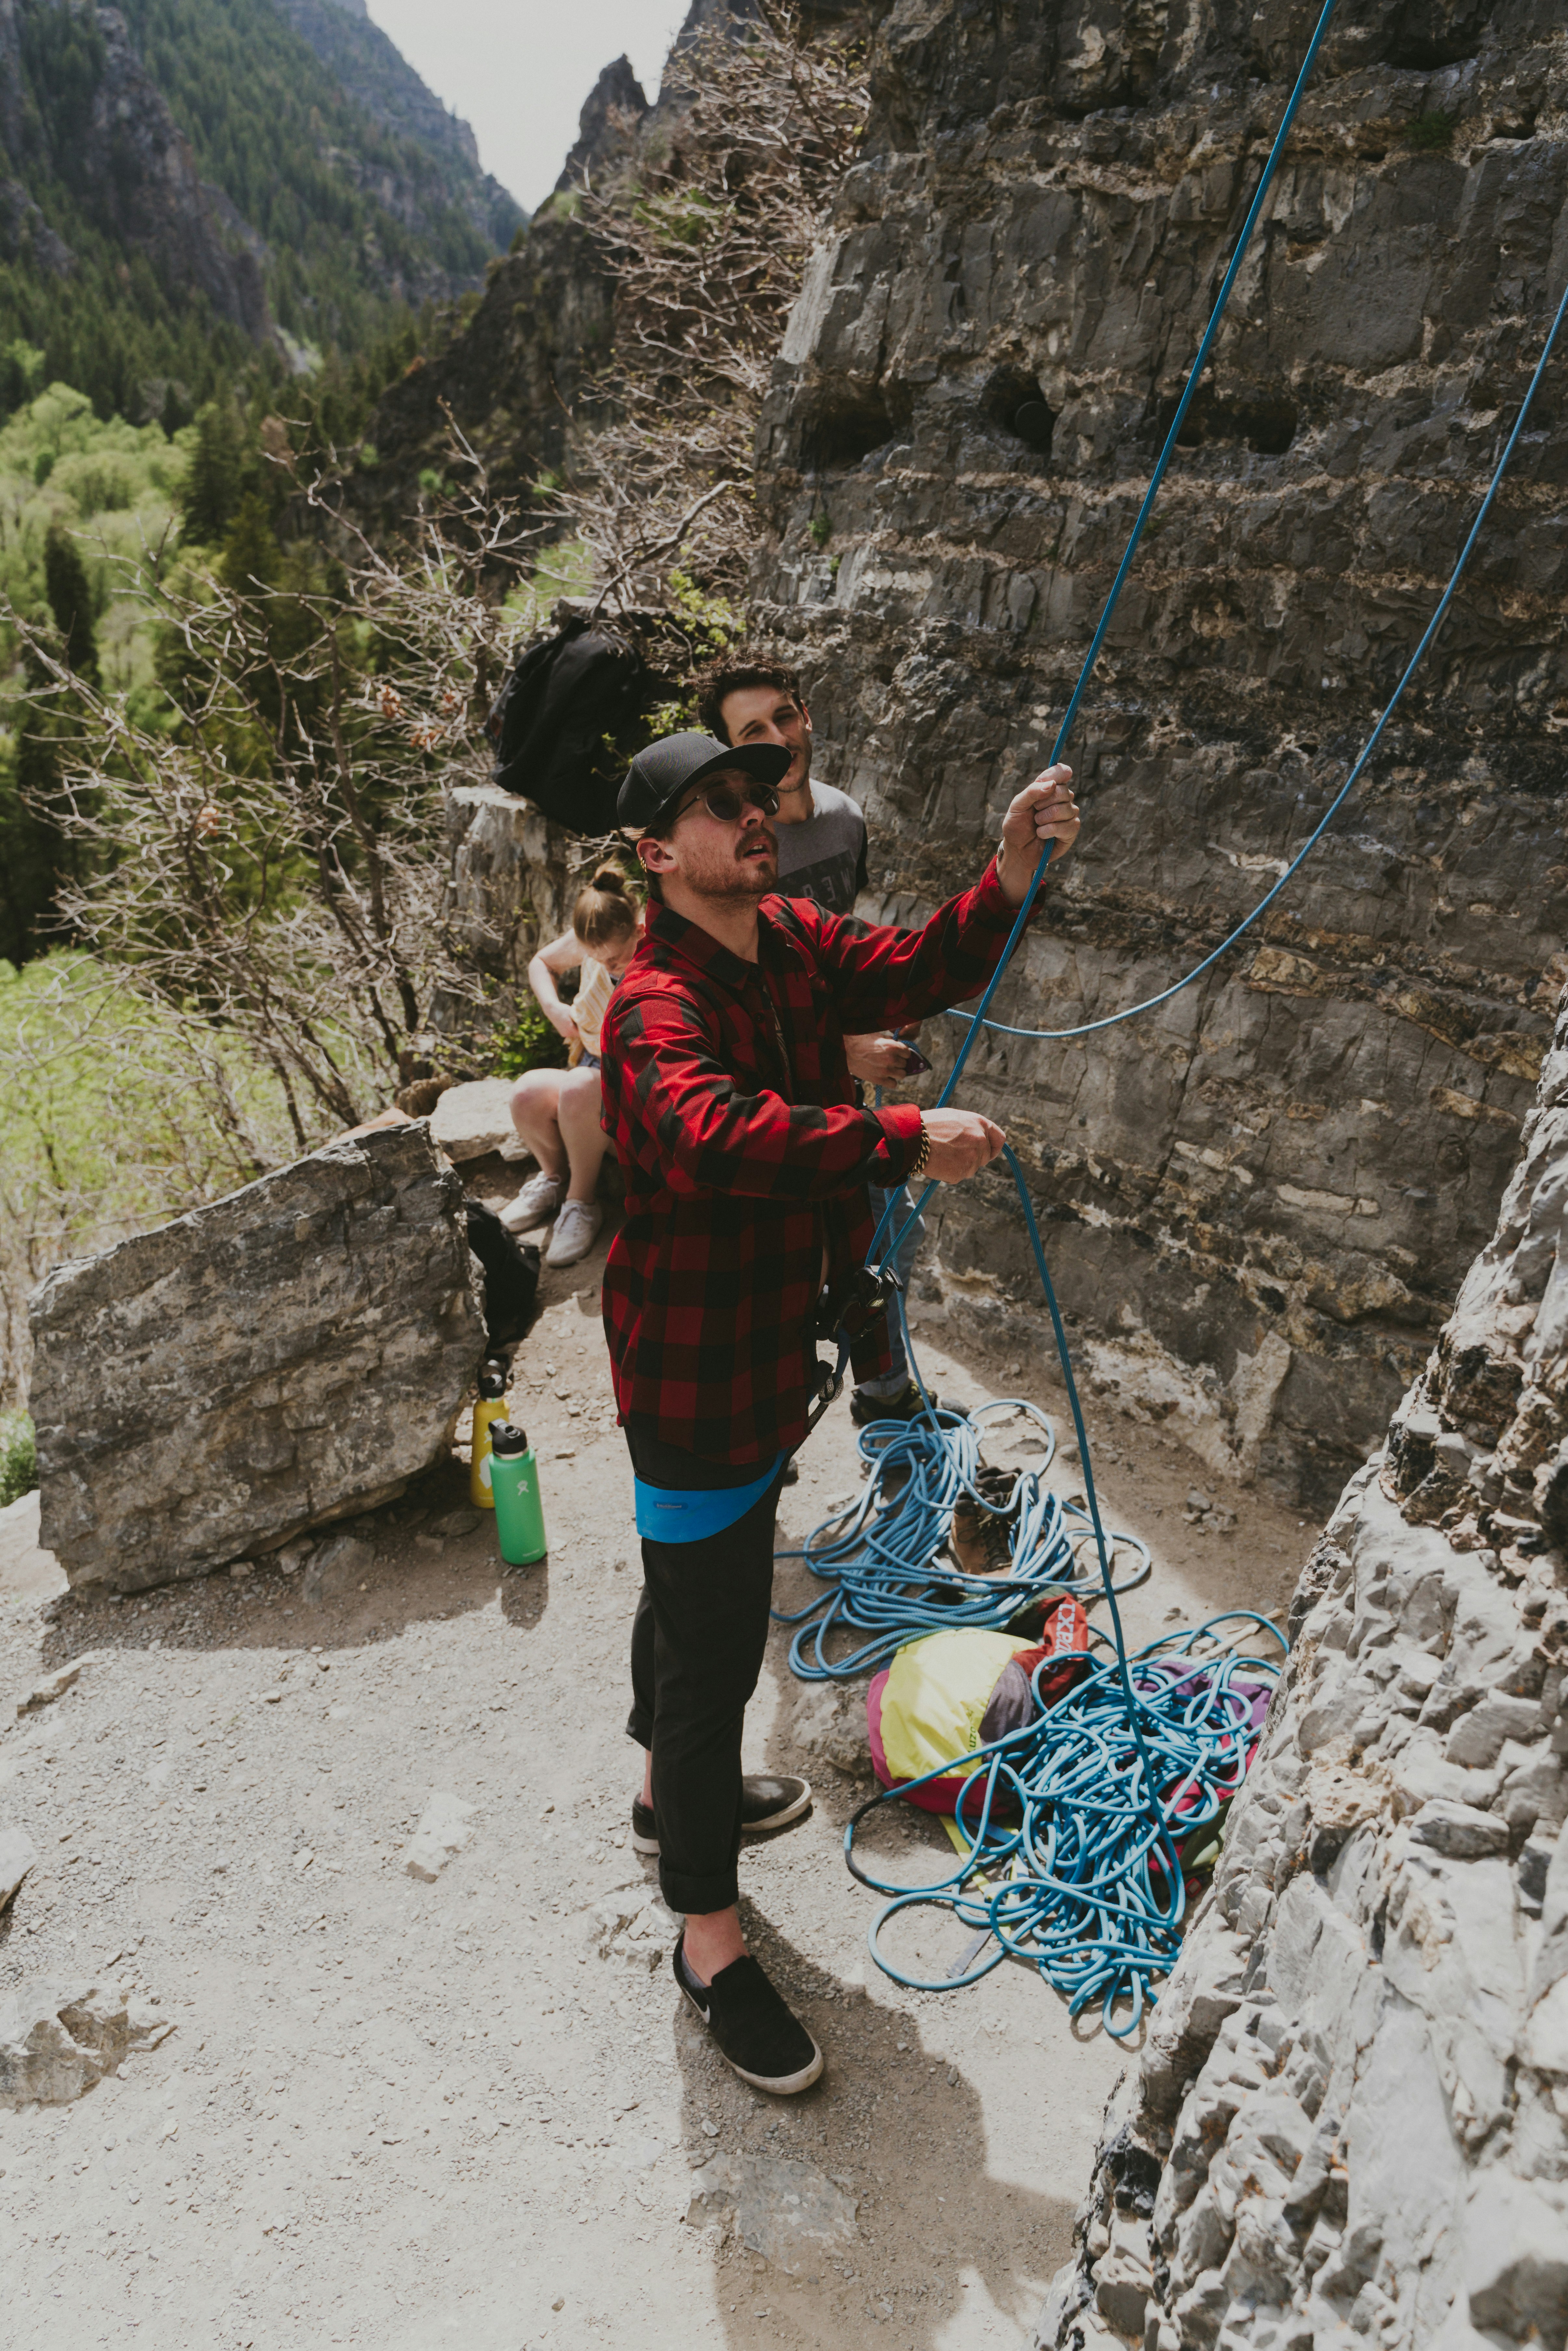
[
  {"xmin": 996, "ymin": 764, "xmax": 1079, "ymax": 906},
  {"xmin": 920, "ymin": 1108, "xmax": 1006, "ymax": 1183}
]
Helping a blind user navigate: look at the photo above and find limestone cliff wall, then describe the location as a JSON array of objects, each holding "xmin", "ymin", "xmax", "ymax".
[
  {"xmin": 751, "ymin": 0, "xmax": 1568, "ymax": 1505},
  {"xmin": 1037, "ymin": 974, "xmax": 1568, "ymax": 2350}
]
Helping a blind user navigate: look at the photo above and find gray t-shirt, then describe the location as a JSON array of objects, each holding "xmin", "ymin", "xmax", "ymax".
[{"xmin": 772, "ymin": 782, "xmax": 868, "ymax": 918}]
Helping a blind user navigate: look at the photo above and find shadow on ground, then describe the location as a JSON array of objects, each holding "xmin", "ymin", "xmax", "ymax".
[{"xmin": 670, "ymin": 1906, "xmax": 1076, "ymax": 2350}]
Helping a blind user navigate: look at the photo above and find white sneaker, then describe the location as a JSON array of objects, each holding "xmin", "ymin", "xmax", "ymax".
[
  {"xmin": 545, "ymin": 1199, "xmax": 603, "ymax": 1267},
  {"xmin": 500, "ymin": 1171, "xmax": 562, "ymax": 1233}
]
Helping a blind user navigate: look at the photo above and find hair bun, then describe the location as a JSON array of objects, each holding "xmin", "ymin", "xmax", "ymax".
[{"xmin": 591, "ymin": 862, "xmax": 628, "ymax": 894}]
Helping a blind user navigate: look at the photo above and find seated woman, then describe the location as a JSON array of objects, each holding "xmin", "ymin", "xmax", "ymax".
[{"xmin": 500, "ymin": 863, "xmax": 645, "ymax": 1267}]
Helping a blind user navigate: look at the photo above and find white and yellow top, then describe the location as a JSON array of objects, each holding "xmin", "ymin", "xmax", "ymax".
[{"xmin": 573, "ymin": 957, "xmax": 616, "ymax": 1057}]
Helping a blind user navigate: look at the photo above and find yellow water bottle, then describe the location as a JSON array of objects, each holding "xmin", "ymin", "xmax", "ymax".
[{"xmin": 470, "ymin": 1360, "xmax": 511, "ymax": 1510}]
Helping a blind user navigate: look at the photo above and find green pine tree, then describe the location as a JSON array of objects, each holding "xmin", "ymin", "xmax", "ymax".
[
  {"xmin": 219, "ymin": 492, "xmax": 282, "ymax": 594},
  {"xmin": 182, "ymin": 401, "xmax": 250, "ymax": 542},
  {"xmin": 43, "ymin": 530, "xmax": 100, "ymax": 684},
  {"xmin": 160, "ymin": 380, "xmax": 191, "ymax": 440}
]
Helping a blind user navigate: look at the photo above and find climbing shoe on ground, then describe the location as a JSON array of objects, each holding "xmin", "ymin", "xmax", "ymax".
[
  {"xmin": 499, "ymin": 1171, "xmax": 562, "ymax": 1233},
  {"xmin": 631, "ymin": 1773, "xmax": 811, "ymax": 1857},
  {"xmin": 673, "ymin": 1937, "xmax": 824, "ymax": 2095},
  {"xmin": 545, "ymin": 1198, "xmax": 603, "ymax": 1266},
  {"xmin": 850, "ymin": 1380, "xmax": 939, "ymax": 1427}
]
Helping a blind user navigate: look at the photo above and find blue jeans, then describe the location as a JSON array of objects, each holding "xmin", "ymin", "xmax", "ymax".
[{"xmin": 856, "ymin": 1184, "xmax": 924, "ymax": 1400}]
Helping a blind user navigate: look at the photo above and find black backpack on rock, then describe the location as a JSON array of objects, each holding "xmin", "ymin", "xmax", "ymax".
[
  {"xmin": 487, "ymin": 614, "xmax": 659, "ymax": 835},
  {"xmin": 464, "ymin": 1200, "xmax": 540, "ymax": 1351}
]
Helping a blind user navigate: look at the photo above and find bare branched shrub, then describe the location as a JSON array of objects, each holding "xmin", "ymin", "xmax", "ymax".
[
  {"xmin": 18, "ymin": 462, "xmax": 544, "ymax": 1153},
  {"xmin": 558, "ymin": 1, "xmax": 869, "ymax": 609}
]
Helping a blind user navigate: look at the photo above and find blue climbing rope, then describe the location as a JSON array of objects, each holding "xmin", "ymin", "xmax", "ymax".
[
  {"xmin": 775, "ymin": 1392, "xmax": 1150, "ymax": 1683},
  {"xmin": 845, "ymin": 1612, "xmax": 1286, "ymax": 2032},
  {"xmin": 793, "ymin": 0, "xmax": 1568, "ymax": 2018}
]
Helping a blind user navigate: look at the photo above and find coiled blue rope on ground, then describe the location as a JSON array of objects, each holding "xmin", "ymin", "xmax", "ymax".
[
  {"xmin": 774, "ymin": 1390, "xmax": 1151, "ymax": 1683},
  {"xmin": 844, "ymin": 1612, "xmax": 1286, "ymax": 2032}
]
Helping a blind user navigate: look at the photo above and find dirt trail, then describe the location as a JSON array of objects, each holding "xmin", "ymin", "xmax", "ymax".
[{"xmin": 0, "ymin": 1213, "xmax": 1308, "ymax": 2351}]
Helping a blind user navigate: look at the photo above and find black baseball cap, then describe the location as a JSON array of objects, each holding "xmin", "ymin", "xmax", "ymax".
[{"xmin": 616, "ymin": 730, "xmax": 791, "ymax": 830}]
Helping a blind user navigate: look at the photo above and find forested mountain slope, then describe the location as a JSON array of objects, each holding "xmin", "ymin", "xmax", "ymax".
[{"xmin": 0, "ymin": 0, "xmax": 523, "ymax": 419}]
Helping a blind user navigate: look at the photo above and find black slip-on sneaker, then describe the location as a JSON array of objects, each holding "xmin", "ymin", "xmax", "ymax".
[
  {"xmin": 674, "ymin": 1937, "xmax": 824, "ymax": 2095},
  {"xmin": 631, "ymin": 1773, "xmax": 811, "ymax": 1858},
  {"xmin": 850, "ymin": 1380, "xmax": 940, "ymax": 1427}
]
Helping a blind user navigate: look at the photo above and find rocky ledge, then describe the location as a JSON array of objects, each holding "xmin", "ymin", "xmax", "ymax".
[
  {"xmin": 1038, "ymin": 975, "xmax": 1568, "ymax": 2346},
  {"xmin": 27, "ymin": 1122, "xmax": 484, "ymax": 1595}
]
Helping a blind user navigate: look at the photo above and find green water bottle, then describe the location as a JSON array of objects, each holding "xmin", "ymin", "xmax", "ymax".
[{"xmin": 489, "ymin": 1422, "xmax": 549, "ymax": 1566}]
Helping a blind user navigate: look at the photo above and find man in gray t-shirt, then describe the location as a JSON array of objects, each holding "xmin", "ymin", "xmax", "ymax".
[
  {"xmin": 697, "ymin": 652, "xmax": 932, "ymax": 1424},
  {"xmin": 771, "ymin": 777, "xmax": 867, "ymax": 913}
]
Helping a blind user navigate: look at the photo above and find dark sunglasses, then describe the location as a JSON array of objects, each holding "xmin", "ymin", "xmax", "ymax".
[{"xmin": 676, "ymin": 779, "xmax": 780, "ymax": 825}]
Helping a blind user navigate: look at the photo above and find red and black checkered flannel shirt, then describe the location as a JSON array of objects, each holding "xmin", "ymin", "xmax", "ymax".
[{"xmin": 598, "ymin": 861, "xmax": 1042, "ymax": 1464}]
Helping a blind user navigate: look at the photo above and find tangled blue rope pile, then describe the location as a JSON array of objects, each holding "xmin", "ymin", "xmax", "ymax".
[
  {"xmin": 775, "ymin": 1397, "xmax": 1150, "ymax": 1682},
  {"xmin": 846, "ymin": 1614, "xmax": 1286, "ymax": 2032},
  {"xmin": 776, "ymin": 0, "xmax": 1568, "ymax": 2021}
]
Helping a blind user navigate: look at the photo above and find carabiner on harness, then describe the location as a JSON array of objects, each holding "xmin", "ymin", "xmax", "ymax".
[{"xmin": 806, "ymin": 1262, "xmax": 904, "ymax": 1434}]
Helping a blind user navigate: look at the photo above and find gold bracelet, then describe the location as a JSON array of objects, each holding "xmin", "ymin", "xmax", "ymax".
[{"xmin": 910, "ymin": 1116, "xmax": 931, "ymax": 1181}]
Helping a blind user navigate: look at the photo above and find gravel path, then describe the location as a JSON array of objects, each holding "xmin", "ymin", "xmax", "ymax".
[{"xmin": 0, "ymin": 1224, "xmax": 1307, "ymax": 2350}]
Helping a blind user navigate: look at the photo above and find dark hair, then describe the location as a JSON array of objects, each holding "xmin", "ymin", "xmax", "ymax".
[
  {"xmin": 571, "ymin": 860, "xmax": 642, "ymax": 949},
  {"xmin": 694, "ymin": 651, "xmax": 805, "ymax": 744}
]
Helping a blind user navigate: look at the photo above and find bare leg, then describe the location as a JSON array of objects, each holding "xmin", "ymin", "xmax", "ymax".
[
  {"xmin": 683, "ymin": 1904, "xmax": 746, "ymax": 1982},
  {"xmin": 509, "ymin": 1071, "xmax": 566, "ymax": 1179},
  {"xmin": 556, "ymin": 1066, "xmax": 608, "ymax": 1203},
  {"xmin": 633, "ymin": 1751, "xmax": 744, "ymax": 1975}
]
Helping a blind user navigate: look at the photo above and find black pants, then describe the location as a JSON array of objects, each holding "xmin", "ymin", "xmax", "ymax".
[{"xmin": 624, "ymin": 1419, "xmax": 787, "ymax": 1917}]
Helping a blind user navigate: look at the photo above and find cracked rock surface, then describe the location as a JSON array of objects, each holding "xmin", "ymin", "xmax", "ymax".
[
  {"xmin": 1038, "ymin": 976, "xmax": 1568, "ymax": 2348},
  {"xmin": 27, "ymin": 1122, "xmax": 485, "ymax": 1596},
  {"xmin": 750, "ymin": 0, "xmax": 1568, "ymax": 1509}
]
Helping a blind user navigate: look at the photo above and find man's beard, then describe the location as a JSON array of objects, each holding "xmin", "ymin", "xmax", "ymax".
[
  {"xmin": 777, "ymin": 742, "xmax": 812, "ymax": 800},
  {"xmin": 691, "ymin": 824, "xmax": 779, "ymax": 901}
]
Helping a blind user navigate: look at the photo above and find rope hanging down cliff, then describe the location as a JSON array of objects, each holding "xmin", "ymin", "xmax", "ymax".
[{"xmin": 801, "ymin": 0, "xmax": 1568, "ymax": 2022}]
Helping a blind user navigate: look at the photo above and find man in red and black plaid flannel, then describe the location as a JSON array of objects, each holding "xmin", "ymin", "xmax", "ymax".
[{"xmin": 599, "ymin": 727, "xmax": 1080, "ymax": 2094}]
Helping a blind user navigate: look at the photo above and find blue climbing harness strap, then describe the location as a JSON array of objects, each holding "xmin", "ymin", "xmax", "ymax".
[{"xmin": 634, "ymin": 1454, "xmax": 785, "ymax": 1544}]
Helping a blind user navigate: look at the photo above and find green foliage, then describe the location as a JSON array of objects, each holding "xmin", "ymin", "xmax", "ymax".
[
  {"xmin": 217, "ymin": 494, "xmax": 282, "ymax": 595},
  {"xmin": 808, "ymin": 513, "xmax": 832, "ymax": 549},
  {"xmin": 0, "ymin": 0, "xmax": 518, "ymax": 434},
  {"xmin": 0, "ymin": 383, "xmax": 191, "ymax": 958},
  {"xmin": 42, "ymin": 528, "xmax": 98, "ymax": 681},
  {"xmin": 667, "ymin": 567, "xmax": 741, "ymax": 663},
  {"xmin": 0, "ymin": 951, "xmax": 293, "ymax": 1403},
  {"xmin": 490, "ymin": 997, "xmax": 569, "ymax": 1079},
  {"xmin": 0, "ymin": 1412, "xmax": 37, "ymax": 1507},
  {"xmin": 181, "ymin": 400, "xmax": 255, "ymax": 542},
  {"xmin": 1407, "ymin": 109, "xmax": 1458, "ymax": 150},
  {"xmin": 119, "ymin": 0, "xmax": 496, "ymax": 339},
  {"xmin": 16, "ymin": 0, "xmax": 109, "ymax": 169}
]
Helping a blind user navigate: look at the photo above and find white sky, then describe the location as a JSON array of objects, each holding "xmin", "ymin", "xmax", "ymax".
[{"xmin": 363, "ymin": 2, "xmax": 693, "ymax": 214}]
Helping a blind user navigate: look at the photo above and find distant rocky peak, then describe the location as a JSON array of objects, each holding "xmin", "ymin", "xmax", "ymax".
[{"xmin": 554, "ymin": 55, "xmax": 650, "ymax": 195}]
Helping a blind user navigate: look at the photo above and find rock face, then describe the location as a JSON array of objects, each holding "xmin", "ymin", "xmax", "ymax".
[
  {"xmin": 28, "ymin": 1122, "xmax": 484, "ymax": 1594},
  {"xmin": 1036, "ymin": 975, "xmax": 1568, "ymax": 2350},
  {"xmin": 429, "ymin": 1076, "xmax": 522, "ymax": 1163},
  {"xmin": 750, "ymin": 0, "xmax": 1568, "ymax": 1506},
  {"xmin": 554, "ymin": 54, "xmax": 650, "ymax": 197}
]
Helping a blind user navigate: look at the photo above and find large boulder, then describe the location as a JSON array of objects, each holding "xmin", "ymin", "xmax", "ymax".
[{"xmin": 28, "ymin": 1122, "xmax": 484, "ymax": 1593}]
